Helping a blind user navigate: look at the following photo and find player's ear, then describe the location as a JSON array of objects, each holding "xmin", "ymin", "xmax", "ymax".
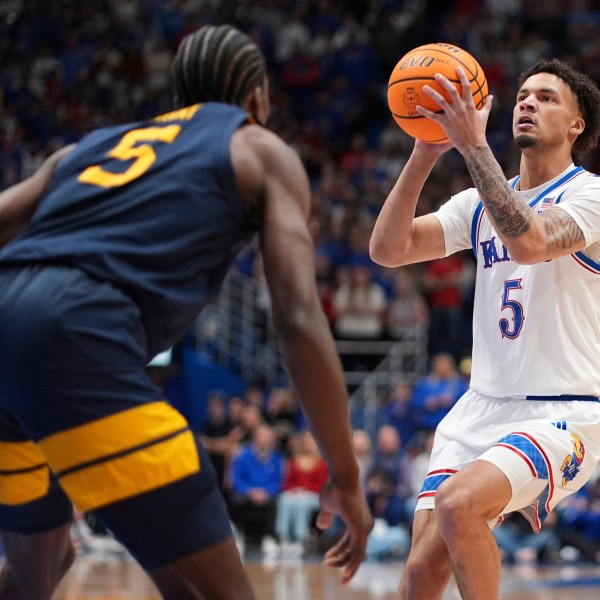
[
  {"xmin": 243, "ymin": 88, "xmax": 261, "ymax": 123},
  {"xmin": 242, "ymin": 91, "xmax": 255, "ymax": 119},
  {"xmin": 243, "ymin": 79, "xmax": 270, "ymax": 126},
  {"xmin": 570, "ymin": 116, "xmax": 585, "ymax": 137}
]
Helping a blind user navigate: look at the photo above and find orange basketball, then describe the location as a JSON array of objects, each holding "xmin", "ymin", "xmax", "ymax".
[{"xmin": 387, "ymin": 43, "xmax": 488, "ymax": 144}]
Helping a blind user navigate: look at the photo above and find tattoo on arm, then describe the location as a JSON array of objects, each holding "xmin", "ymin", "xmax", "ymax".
[
  {"xmin": 541, "ymin": 207, "xmax": 585, "ymax": 251},
  {"xmin": 463, "ymin": 146, "xmax": 532, "ymax": 238}
]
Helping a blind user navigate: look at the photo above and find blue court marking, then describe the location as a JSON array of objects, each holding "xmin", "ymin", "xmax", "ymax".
[{"xmin": 526, "ymin": 576, "xmax": 600, "ymax": 589}]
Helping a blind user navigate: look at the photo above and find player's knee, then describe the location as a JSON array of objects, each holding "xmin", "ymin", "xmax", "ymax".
[{"xmin": 435, "ymin": 479, "xmax": 475, "ymax": 536}]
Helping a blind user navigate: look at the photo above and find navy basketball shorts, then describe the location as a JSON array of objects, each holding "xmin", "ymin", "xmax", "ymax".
[{"xmin": 0, "ymin": 265, "xmax": 232, "ymax": 569}]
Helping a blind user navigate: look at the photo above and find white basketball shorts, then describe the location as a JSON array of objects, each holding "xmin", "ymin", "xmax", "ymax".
[{"xmin": 415, "ymin": 388, "xmax": 600, "ymax": 532}]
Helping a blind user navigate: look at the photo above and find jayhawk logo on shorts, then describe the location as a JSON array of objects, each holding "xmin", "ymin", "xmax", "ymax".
[{"xmin": 560, "ymin": 434, "xmax": 585, "ymax": 487}]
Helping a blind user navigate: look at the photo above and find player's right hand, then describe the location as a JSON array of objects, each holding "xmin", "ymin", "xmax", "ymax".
[
  {"xmin": 316, "ymin": 479, "xmax": 373, "ymax": 585},
  {"xmin": 417, "ymin": 67, "xmax": 493, "ymax": 153},
  {"xmin": 414, "ymin": 138, "xmax": 453, "ymax": 156}
]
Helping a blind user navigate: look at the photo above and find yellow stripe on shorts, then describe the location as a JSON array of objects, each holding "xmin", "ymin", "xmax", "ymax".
[
  {"xmin": 0, "ymin": 440, "xmax": 50, "ymax": 505},
  {"xmin": 38, "ymin": 401, "xmax": 201, "ymax": 512}
]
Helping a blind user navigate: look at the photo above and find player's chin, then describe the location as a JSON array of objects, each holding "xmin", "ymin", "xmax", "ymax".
[{"xmin": 514, "ymin": 132, "xmax": 537, "ymax": 149}]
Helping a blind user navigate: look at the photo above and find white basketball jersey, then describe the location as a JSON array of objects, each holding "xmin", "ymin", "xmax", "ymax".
[{"xmin": 434, "ymin": 165, "xmax": 600, "ymax": 397}]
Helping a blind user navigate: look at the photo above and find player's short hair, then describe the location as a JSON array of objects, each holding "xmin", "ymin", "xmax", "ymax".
[
  {"xmin": 518, "ymin": 59, "xmax": 600, "ymax": 164},
  {"xmin": 171, "ymin": 25, "xmax": 266, "ymax": 108}
]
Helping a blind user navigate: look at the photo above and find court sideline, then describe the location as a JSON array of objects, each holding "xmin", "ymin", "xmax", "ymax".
[{"xmin": 33, "ymin": 554, "xmax": 600, "ymax": 600}]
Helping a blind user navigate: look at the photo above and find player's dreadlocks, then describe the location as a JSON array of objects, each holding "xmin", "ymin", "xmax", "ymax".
[
  {"xmin": 172, "ymin": 25, "xmax": 266, "ymax": 108},
  {"xmin": 519, "ymin": 59, "xmax": 600, "ymax": 164}
]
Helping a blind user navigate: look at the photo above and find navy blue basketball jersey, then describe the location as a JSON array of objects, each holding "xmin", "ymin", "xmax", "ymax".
[{"xmin": 0, "ymin": 103, "xmax": 259, "ymax": 356}]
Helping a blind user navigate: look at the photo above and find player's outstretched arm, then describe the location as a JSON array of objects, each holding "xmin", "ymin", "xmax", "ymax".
[
  {"xmin": 0, "ymin": 144, "xmax": 75, "ymax": 248},
  {"xmin": 231, "ymin": 125, "xmax": 372, "ymax": 583},
  {"xmin": 369, "ymin": 140, "xmax": 448, "ymax": 268}
]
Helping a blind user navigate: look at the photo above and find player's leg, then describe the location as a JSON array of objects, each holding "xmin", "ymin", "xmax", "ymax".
[
  {"xmin": 84, "ymin": 430, "xmax": 256, "ymax": 600},
  {"xmin": 397, "ymin": 509, "xmax": 453, "ymax": 600},
  {"xmin": 148, "ymin": 537, "xmax": 255, "ymax": 600},
  {"xmin": 434, "ymin": 459, "xmax": 514, "ymax": 600},
  {"xmin": 438, "ymin": 401, "xmax": 600, "ymax": 600},
  {"xmin": 12, "ymin": 398, "xmax": 254, "ymax": 600},
  {"xmin": 35, "ymin": 404, "xmax": 255, "ymax": 600},
  {"xmin": 32, "ymin": 391, "xmax": 256, "ymax": 599},
  {"xmin": 0, "ymin": 523, "xmax": 75, "ymax": 600},
  {"xmin": 0, "ymin": 406, "xmax": 75, "ymax": 600},
  {"xmin": 397, "ymin": 388, "xmax": 485, "ymax": 599}
]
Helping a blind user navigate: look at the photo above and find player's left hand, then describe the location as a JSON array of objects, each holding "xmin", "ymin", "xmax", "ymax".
[
  {"xmin": 416, "ymin": 67, "xmax": 493, "ymax": 153},
  {"xmin": 316, "ymin": 479, "xmax": 373, "ymax": 585}
]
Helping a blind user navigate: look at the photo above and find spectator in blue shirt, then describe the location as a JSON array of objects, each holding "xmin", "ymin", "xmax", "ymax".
[
  {"xmin": 364, "ymin": 425, "xmax": 412, "ymax": 526},
  {"xmin": 230, "ymin": 424, "xmax": 284, "ymax": 549},
  {"xmin": 412, "ymin": 353, "xmax": 468, "ymax": 433},
  {"xmin": 556, "ymin": 476, "xmax": 600, "ymax": 562}
]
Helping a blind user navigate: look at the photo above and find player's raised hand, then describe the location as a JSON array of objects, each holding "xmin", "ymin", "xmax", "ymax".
[
  {"xmin": 413, "ymin": 138, "xmax": 454, "ymax": 157},
  {"xmin": 316, "ymin": 479, "xmax": 372, "ymax": 585},
  {"xmin": 417, "ymin": 67, "xmax": 493, "ymax": 153}
]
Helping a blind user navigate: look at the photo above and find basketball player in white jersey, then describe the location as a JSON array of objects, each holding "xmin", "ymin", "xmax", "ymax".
[{"xmin": 370, "ymin": 59, "xmax": 600, "ymax": 600}]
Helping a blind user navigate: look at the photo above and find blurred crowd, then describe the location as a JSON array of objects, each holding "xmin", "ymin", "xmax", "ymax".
[
  {"xmin": 3, "ymin": 0, "xmax": 600, "ymax": 564},
  {"xmin": 4, "ymin": 0, "xmax": 600, "ymax": 365}
]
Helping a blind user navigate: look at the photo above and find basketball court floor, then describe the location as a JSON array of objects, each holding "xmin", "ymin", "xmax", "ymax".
[{"xmin": 41, "ymin": 553, "xmax": 600, "ymax": 599}]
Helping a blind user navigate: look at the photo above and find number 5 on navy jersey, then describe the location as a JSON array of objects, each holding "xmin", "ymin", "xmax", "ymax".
[{"xmin": 78, "ymin": 125, "xmax": 182, "ymax": 188}]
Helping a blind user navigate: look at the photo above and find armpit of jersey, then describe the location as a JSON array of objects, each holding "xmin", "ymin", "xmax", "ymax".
[
  {"xmin": 578, "ymin": 241, "xmax": 600, "ymax": 264},
  {"xmin": 434, "ymin": 188, "xmax": 480, "ymax": 256}
]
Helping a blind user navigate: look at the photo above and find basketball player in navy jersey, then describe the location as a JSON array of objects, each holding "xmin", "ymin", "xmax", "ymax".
[{"xmin": 0, "ymin": 25, "xmax": 372, "ymax": 600}]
